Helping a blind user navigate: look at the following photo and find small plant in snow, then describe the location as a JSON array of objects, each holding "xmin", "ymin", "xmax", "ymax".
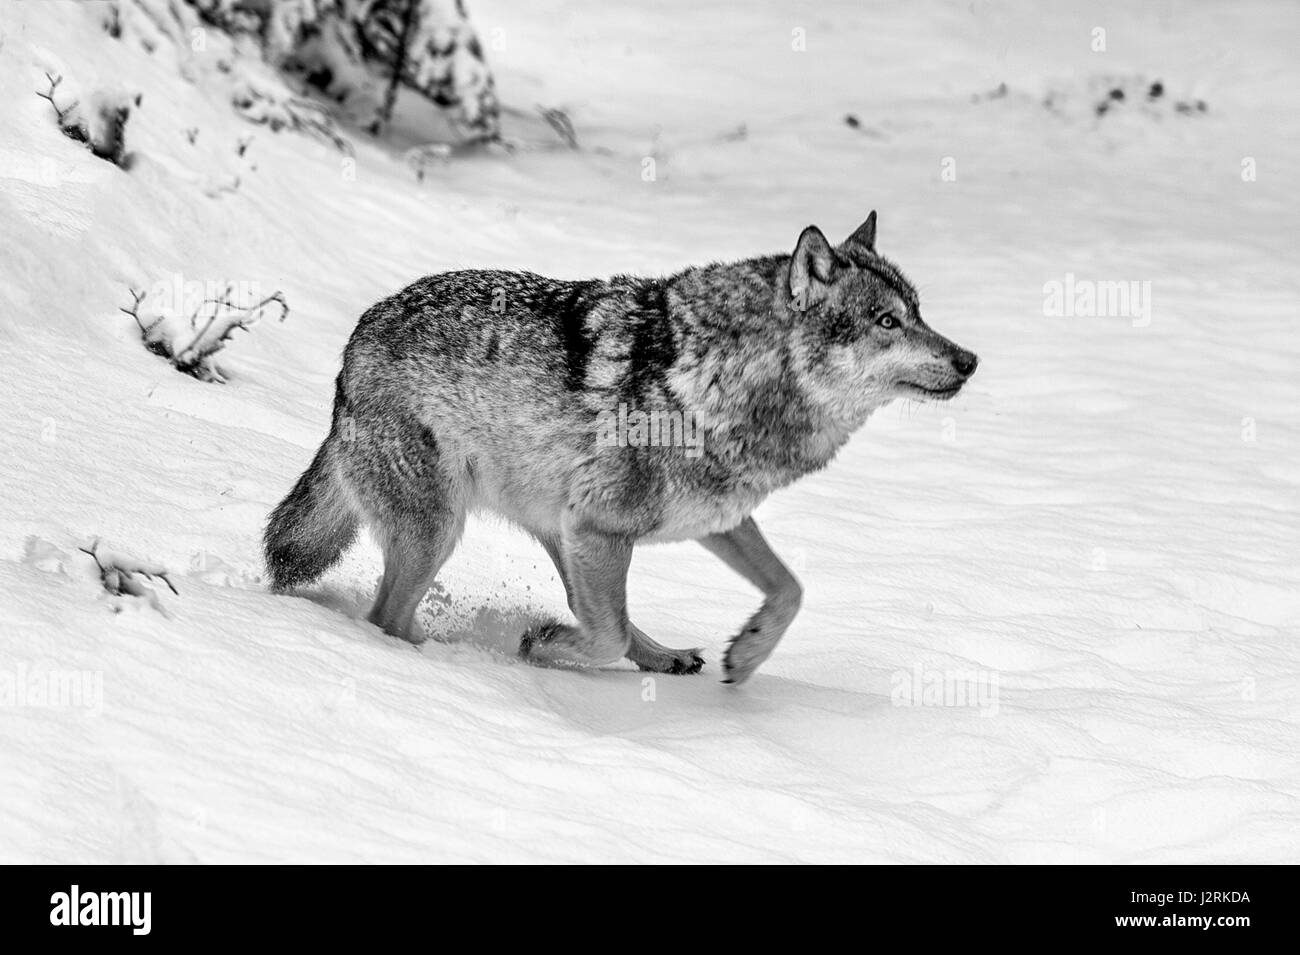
[
  {"xmin": 80, "ymin": 539, "xmax": 179, "ymax": 618},
  {"xmin": 536, "ymin": 105, "xmax": 578, "ymax": 150},
  {"xmin": 119, "ymin": 284, "xmax": 290, "ymax": 383},
  {"xmin": 232, "ymin": 78, "xmax": 353, "ymax": 154},
  {"xmin": 173, "ymin": 286, "xmax": 289, "ymax": 380},
  {"xmin": 118, "ymin": 288, "xmax": 171, "ymax": 358},
  {"xmin": 36, "ymin": 72, "xmax": 139, "ymax": 169},
  {"xmin": 404, "ymin": 142, "xmax": 452, "ymax": 181}
]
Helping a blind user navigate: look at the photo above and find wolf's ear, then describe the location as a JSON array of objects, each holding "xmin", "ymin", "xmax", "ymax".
[
  {"xmin": 844, "ymin": 210, "xmax": 877, "ymax": 251},
  {"xmin": 789, "ymin": 225, "xmax": 836, "ymax": 308}
]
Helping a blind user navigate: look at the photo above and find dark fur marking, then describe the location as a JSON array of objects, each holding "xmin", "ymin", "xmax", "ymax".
[
  {"xmin": 621, "ymin": 280, "xmax": 677, "ymax": 399},
  {"xmin": 841, "ymin": 245, "xmax": 918, "ymax": 307},
  {"xmin": 864, "ymin": 261, "xmax": 919, "ymax": 310},
  {"xmin": 544, "ymin": 281, "xmax": 599, "ymax": 391},
  {"xmin": 331, "ymin": 375, "xmax": 351, "ymax": 419},
  {"xmin": 820, "ymin": 307, "xmax": 860, "ymax": 348}
]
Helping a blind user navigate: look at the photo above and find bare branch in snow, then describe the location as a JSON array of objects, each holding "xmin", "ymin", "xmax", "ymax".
[
  {"xmin": 37, "ymin": 71, "xmax": 137, "ymax": 168},
  {"xmin": 80, "ymin": 538, "xmax": 178, "ymax": 617},
  {"xmin": 119, "ymin": 287, "xmax": 171, "ymax": 356},
  {"xmin": 537, "ymin": 106, "xmax": 578, "ymax": 150},
  {"xmin": 281, "ymin": 97, "xmax": 353, "ymax": 154},
  {"xmin": 173, "ymin": 290, "xmax": 289, "ymax": 381},
  {"xmin": 117, "ymin": 285, "xmax": 289, "ymax": 383},
  {"xmin": 36, "ymin": 72, "xmax": 79, "ymax": 128},
  {"xmin": 232, "ymin": 79, "xmax": 354, "ymax": 155},
  {"xmin": 404, "ymin": 142, "xmax": 452, "ymax": 181}
]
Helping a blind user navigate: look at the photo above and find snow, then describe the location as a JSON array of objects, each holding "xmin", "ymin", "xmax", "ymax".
[{"xmin": 2, "ymin": 0, "xmax": 1298, "ymax": 863}]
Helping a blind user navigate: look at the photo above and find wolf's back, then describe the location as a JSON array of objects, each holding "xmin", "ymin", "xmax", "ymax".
[{"xmin": 344, "ymin": 269, "xmax": 613, "ymax": 391}]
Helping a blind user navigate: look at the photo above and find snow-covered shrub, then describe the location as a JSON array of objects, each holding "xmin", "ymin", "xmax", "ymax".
[
  {"xmin": 119, "ymin": 285, "xmax": 290, "ymax": 383},
  {"xmin": 231, "ymin": 75, "xmax": 354, "ymax": 152},
  {"xmin": 185, "ymin": 0, "xmax": 500, "ymax": 140},
  {"xmin": 36, "ymin": 73, "xmax": 139, "ymax": 169}
]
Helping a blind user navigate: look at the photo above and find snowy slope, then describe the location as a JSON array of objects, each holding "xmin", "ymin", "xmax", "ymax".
[{"xmin": 1, "ymin": 0, "xmax": 1298, "ymax": 863}]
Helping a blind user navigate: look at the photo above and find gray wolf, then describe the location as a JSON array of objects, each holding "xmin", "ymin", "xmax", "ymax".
[{"xmin": 264, "ymin": 211, "xmax": 978, "ymax": 684}]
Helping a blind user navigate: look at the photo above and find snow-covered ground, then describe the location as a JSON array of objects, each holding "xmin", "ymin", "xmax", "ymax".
[{"xmin": 2, "ymin": 0, "xmax": 1298, "ymax": 863}]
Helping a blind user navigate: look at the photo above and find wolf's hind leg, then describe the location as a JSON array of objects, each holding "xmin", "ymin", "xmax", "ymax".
[
  {"xmin": 520, "ymin": 522, "xmax": 633, "ymax": 669},
  {"xmin": 699, "ymin": 517, "xmax": 802, "ymax": 685},
  {"xmin": 626, "ymin": 624, "xmax": 705, "ymax": 675},
  {"xmin": 345, "ymin": 415, "xmax": 466, "ymax": 644},
  {"xmin": 367, "ymin": 510, "xmax": 464, "ymax": 643},
  {"xmin": 535, "ymin": 535, "xmax": 704, "ymax": 675}
]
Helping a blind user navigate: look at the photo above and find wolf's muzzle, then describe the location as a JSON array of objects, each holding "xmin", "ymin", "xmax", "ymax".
[{"xmin": 951, "ymin": 348, "xmax": 979, "ymax": 378}]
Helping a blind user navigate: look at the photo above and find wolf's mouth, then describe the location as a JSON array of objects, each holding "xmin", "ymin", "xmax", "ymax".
[{"xmin": 897, "ymin": 380, "xmax": 964, "ymax": 400}]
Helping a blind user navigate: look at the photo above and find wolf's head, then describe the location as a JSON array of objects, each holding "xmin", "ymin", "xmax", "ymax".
[{"xmin": 786, "ymin": 211, "xmax": 978, "ymax": 418}]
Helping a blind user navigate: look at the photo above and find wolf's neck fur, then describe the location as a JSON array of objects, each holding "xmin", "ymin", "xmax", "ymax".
[{"xmin": 660, "ymin": 256, "xmax": 869, "ymax": 480}]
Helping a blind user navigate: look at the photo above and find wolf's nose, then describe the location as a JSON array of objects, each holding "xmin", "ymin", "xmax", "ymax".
[{"xmin": 951, "ymin": 350, "xmax": 979, "ymax": 377}]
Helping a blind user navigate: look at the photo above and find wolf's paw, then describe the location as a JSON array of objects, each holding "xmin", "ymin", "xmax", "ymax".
[
  {"xmin": 670, "ymin": 650, "xmax": 706, "ymax": 676},
  {"xmin": 634, "ymin": 647, "xmax": 706, "ymax": 676},
  {"xmin": 518, "ymin": 619, "xmax": 568, "ymax": 662},
  {"xmin": 626, "ymin": 625, "xmax": 705, "ymax": 675},
  {"xmin": 721, "ymin": 595, "xmax": 798, "ymax": 685},
  {"xmin": 519, "ymin": 620, "xmax": 622, "ymax": 669},
  {"xmin": 722, "ymin": 626, "xmax": 778, "ymax": 686}
]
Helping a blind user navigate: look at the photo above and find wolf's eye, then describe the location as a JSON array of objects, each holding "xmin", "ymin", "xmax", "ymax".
[{"xmin": 877, "ymin": 313, "xmax": 900, "ymax": 329}]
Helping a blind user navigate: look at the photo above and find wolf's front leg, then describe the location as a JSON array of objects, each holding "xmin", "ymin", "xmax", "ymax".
[
  {"xmin": 519, "ymin": 521, "xmax": 633, "ymax": 669},
  {"xmin": 699, "ymin": 517, "xmax": 803, "ymax": 685}
]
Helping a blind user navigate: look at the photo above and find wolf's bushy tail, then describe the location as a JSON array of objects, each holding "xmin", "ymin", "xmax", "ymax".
[{"xmin": 264, "ymin": 427, "xmax": 360, "ymax": 592}]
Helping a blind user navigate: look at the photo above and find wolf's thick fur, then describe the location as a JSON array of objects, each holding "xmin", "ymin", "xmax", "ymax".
[{"xmin": 265, "ymin": 212, "xmax": 978, "ymax": 683}]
